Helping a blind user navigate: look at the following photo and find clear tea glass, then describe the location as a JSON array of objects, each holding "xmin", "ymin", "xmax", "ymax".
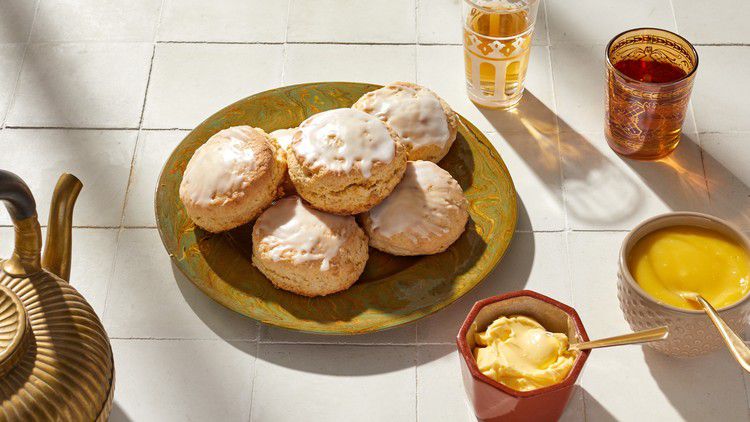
[
  {"xmin": 605, "ymin": 28, "xmax": 698, "ymax": 160},
  {"xmin": 462, "ymin": 0, "xmax": 540, "ymax": 109}
]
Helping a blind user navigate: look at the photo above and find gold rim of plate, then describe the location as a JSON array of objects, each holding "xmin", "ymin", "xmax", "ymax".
[{"xmin": 155, "ymin": 82, "xmax": 517, "ymax": 335}]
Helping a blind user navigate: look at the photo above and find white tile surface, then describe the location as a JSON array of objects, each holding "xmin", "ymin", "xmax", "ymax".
[
  {"xmin": 31, "ymin": 0, "xmax": 162, "ymax": 42},
  {"xmin": 692, "ymin": 46, "xmax": 750, "ymax": 133},
  {"xmin": 673, "ymin": 0, "xmax": 750, "ymax": 44},
  {"xmin": 0, "ymin": 227, "xmax": 116, "ymax": 314},
  {"xmin": 7, "ymin": 43, "xmax": 153, "ymax": 128},
  {"xmin": 567, "ymin": 231, "xmax": 629, "ymax": 338},
  {"xmin": 103, "ymin": 229, "xmax": 260, "ymax": 340},
  {"xmin": 582, "ymin": 346, "xmax": 747, "ymax": 421},
  {"xmin": 550, "ymin": 44, "xmax": 604, "ymax": 134},
  {"xmin": 284, "ymin": 44, "xmax": 416, "ymax": 85},
  {"xmin": 142, "ymin": 43, "xmax": 283, "ymax": 129},
  {"xmin": 417, "ymin": 45, "xmax": 556, "ymax": 134},
  {"xmin": 417, "ymin": 232, "xmax": 570, "ymax": 343},
  {"xmin": 111, "ymin": 339, "xmax": 255, "ymax": 422},
  {"xmin": 547, "ymin": 0, "xmax": 676, "ymax": 45},
  {"xmin": 417, "ymin": 0, "xmax": 548, "ymax": 45},
  {"xmin": 252, "ymin": 344, "xmax": 416, "ymax": 422},
  {"xmin": 0, "ymin": 129, "xmax": 137, "ymax": 226},
  {"xmin": 158, "ymin": 0, "xmax": 288, "ymax": 43},
  {"xmin": 0, "ymin": 44, "xmax": 25, "ymax": 125},
  {"xmin": 417, "ymin": 346, "xmax": 474, "ymax": 422},
  {"xmin": 486, "ymin": 131, "xmax": 565, "ymax": 231},
  {"xmin": 701, "ymin": 132, "xmax": 750, "ymax": 231},
  {"xmin": 561, "ymin": 132, "xmax": 709, "ymax": 230},
  {"xmin": 288, "ymin": 0, "xmax": 416, "ymax": 43},
  {"xmin": 0, "ymin": 0, "xmax": 38, "ymax": 43},
  {"xmin": 123, "ymin": 130, "xmax": 187, "ymax": 227},
  {"xmin": 262, "ymin": 323, "xmax": 416, "ymax": 344}
]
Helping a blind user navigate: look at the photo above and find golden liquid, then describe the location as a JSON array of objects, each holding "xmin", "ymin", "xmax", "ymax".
[{"xmin": 463, "ymin": 7, "xmax": 532, "ymax": 107}]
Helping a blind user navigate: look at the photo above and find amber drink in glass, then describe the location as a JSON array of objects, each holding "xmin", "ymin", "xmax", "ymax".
[
  {"xmin": 605, "ymin": 28, "xmax": 698, "ymax": 160},
  {"xmin": 462, "ymin": 0, "xmax": 540, "ymax": 109}
]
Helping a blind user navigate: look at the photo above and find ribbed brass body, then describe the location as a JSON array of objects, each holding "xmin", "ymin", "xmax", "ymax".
[
  {"xmin": 0, "ymin": 171, "xmax": 114, "ymax": 421},
  {"xmin": 0, "ymin": 271, "xmax": 114, "ymax": 421}
]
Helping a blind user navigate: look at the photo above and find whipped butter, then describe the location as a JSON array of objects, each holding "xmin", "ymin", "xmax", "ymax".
[
  {"xmin": 181, "ymin": 126, "xmax": 257, "ymax": 206},
  {"xmin": 473, "ymin": 315, "xmax": 577, "ymax": 392},
  {"xmin": 254, "ymin": 196, "xmax": 353, "ymax": 271},
  {"xmin": 292, "ymin": 108, "xmax": 395, "ymax": 178},
  {"xmin": 357, "ymin": 85, "xmax": 450, "ymax": 150}
]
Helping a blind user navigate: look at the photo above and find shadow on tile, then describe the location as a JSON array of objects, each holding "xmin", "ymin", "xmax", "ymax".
[
  {"xmin": 109, "ymin": 402, "xmax": 134, "ymax": 422},
  {"xmin": 642, "ymin": 347, "xmax": 747, "ymax": 421},
  {"xmin": 617, "ymin": 133, "xmax": 710, "ymax": 213},
  {"xmin": 580, "ymin": 387, "xmax": 619, "ymax": 422},
  {"xmin": 172, "ymin": 263, "xmax": 260, "ymax": 341},
  {"xmin": 481, "ymin": 90, "xmax": 644, "ymax": 227},
  {"xmin": 515, "ymin": 186, "xmax": 533, "ymax": 232},
  {"xmin": 699, "ymin": 141, "xmax": 750, "ymax": 230}
]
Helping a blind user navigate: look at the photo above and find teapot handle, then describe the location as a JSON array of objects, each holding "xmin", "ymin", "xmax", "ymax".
[{"xmin": 0, "ymin": 170, "xmax": 42, "ymax": 276}]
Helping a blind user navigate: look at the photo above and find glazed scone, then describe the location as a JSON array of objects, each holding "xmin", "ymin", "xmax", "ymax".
[
  {"xmin": 287, "ymin": 108, "xmax": 408, "ymax": 215},
  {"xmin": 360, "ymin": 161, "xmax": 468, "ymax": 256},
  {"xmin": 269, "ymin": 127, "xmax": 298, "ymax": 194},
  {"xmin": 252, "ymin": 196, "xmax": 369, "ymax": 297},
  {"xmin": 353, "ymin": 82, "xmax": 458, "ymax": 163},
  {"xmin": 179, "ymin": 126, "xmax": 286, "ymax": 233}
]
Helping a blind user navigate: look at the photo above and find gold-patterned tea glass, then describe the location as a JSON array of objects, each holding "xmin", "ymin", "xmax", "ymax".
[
  {"xmin": 605, "ymin": 28, "xmax": 698, "ymax": 160},
  {"xmin": 462, "ymin": 0, "xmax": 540, "ymax": 109}
]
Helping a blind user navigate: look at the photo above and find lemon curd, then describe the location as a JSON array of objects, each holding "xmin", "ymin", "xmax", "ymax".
[{"xmin": 628, "ymin": 225, "xmax": 750, "ymax": 310}]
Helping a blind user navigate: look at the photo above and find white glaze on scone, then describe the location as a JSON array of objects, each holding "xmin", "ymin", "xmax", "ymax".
[
  {"xmin": 254, "ymin": 196, "xmax": 355, "ymax": 271},
  {"xmin": 181, "ymin": 126, "xmax": 257, "ymax": 206},
  {"xmin": 369, "ymin": 161, "xmax": 463, "ymax": 242},
  {"xmin": 292, "ymin": 108, "xmax": 395, "ymax": 178},
  {"xmin": 270, "ymin": 128, "xmax": 298, "ymax": 150},
  {"xmin": 355, "ymin": 84, "xmax": 450, "ymax": 150}
]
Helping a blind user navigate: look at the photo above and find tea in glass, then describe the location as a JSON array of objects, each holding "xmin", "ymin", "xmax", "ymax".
[
  {"xmin": 462, "ymin": 0, "xmax": 540, "ymax": 109},
  {"xmin": 605, "ymin": 28, "xmax": 698, "ymax": 160}
]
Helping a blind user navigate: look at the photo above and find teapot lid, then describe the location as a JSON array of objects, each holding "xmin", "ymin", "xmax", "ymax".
[{"xmin": 0, "ymin": 284, "xmax": 29, "ymax": 377}]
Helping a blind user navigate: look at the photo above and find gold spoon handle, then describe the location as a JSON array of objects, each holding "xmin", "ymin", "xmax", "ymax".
[
  {"xmin": 692, "ymin": 295, "xmax": 750, "ymax": 373},
  {"xmin": 569, "ymin": 326, "xmax": 669, "ymax": 351}
]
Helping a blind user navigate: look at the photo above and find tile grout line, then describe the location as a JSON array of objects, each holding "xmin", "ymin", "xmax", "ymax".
[
  {"xmin": 247, "ymin": 340, "xmax": 261, "ymax": 421},
  {"xmin": 0, "ymin": 0, "xmax": 42, "ymax": 131},
  {"xmin": 413, "ymin": 0, "xmax": 420, "ymax": 391},
  {"xmin": 542, "ymin": 0, "xmax": 551, "ymax": 46},
  {"xmin": 102, "ymin": 0, "xmax": 167, "ymax": 324},
  {"xmin": 280, "ymin": 0, "xmax": 292, "ymax": 84},
  {"xmin": 414, "ymin": 343, "xmax": 420, "ymax": 422},
  {"xmin": 546, "ymin": 42, "xmax": 587, "ymax": 419},
  {"xmin": 667, "ymin": 0, "xmax": 679, "ymax": 34}
]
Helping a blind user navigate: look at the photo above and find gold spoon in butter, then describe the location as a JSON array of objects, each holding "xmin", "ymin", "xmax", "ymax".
[
  {"xmin": 568, "ymin": 326, "xmax": 669, "ymax": 351},
  {"xmin": 680, "ymin": 292, "xmax": 750, "ymax": 373}
]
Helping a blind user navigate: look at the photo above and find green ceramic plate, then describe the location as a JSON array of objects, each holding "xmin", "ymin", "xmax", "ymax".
[{"xmin": 155, "ymin": 82, "xmax": 517, "ymax": 334}]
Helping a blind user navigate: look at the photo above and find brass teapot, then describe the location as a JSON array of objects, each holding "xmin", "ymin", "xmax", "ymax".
[{"xmin": 0, "ymin": 170, "xmax": 114, "ymax": 421}]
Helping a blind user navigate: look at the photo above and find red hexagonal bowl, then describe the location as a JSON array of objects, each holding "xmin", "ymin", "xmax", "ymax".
[{"xmin": 456, "ymin": 290, "xmax": 590, "ymax": 422}]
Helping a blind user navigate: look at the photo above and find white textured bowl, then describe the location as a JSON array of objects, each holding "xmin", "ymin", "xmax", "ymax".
[{"xmin": 618, "ymin": 212, "xmax": 750, "ymax": 357}]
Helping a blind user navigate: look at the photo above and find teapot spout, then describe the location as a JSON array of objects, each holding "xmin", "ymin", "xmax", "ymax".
[{"xmin": 42, "ymin": 174, "xmax": 82, "ymax": 281}]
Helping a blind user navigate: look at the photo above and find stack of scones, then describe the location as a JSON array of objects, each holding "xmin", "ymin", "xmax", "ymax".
[{"xmin": 179, "ymin": 82, "xmax": 469, "ymax": 297}]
